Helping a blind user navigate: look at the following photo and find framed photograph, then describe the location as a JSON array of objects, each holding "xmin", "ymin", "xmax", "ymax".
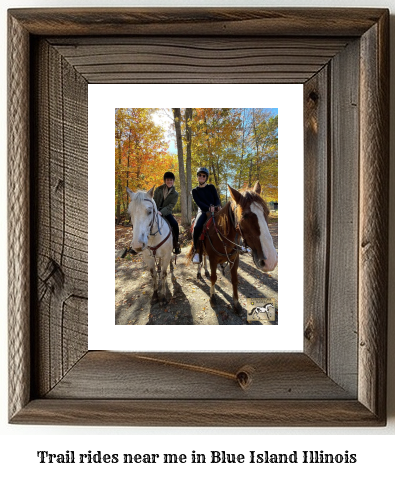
[
  {"xmin": 89, "ymin": 85, "xmax": 303, "ymax": 351},
  {"xmin": 8, "ymin": 8, "xmax": 389, "ymax": 426}
]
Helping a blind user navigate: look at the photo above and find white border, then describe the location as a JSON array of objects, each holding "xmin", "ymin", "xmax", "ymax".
[{"xmin": 88, "ymin": 84, "xmax": 303, "ymax": 351}]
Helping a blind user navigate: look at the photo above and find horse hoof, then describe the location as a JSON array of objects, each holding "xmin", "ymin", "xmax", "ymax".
[
  {"xmin": 205, "ymin": 271, "xmax": 210, "ymax": 278},
  {"xmin": 197, "ymin": 272, "xmax": 202, "ymax": 279},
  {"xmin": 210, "ymin": 296, "xmax": 217, "ymax": 306},
  {"xmin": 233, "ymin": 303, "xmax": 243, "ymax": 315},
  {"xmin": 151, "ymin": 292, "xmax": 159, "ymax": 304}
]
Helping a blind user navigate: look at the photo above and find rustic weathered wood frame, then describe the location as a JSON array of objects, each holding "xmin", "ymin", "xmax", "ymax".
[{"xmin": 8, "ymin": 8, "xmax": 389, "ymax": 426}]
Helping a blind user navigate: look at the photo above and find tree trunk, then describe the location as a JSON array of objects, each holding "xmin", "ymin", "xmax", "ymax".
[
  {"xmin": 185, "ymin": 108, "xmax": 193, "ymax": 225},
  {"xmin": 252, "ymin": 108, "xmax": 261, "ymax": 183},
  {"xmin": 203, "ymin": 113, "xmax": 220, "ymax": 190},
  {"xmin": 238, "ymin": 109, "xmax": 247, "ymax": 189},
  {"xmin": 124, "ymin": 127, "xmax": 132, "ymax": 213},
  {"xmin": 116, "ymin": 130, "xmax": 122, "ymax": 224},
  {"xmin": 172, "ymin": 108, "xmax": 188, "ymax": 227}
]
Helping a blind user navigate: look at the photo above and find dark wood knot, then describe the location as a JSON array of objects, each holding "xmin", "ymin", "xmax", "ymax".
[
  {"xmin": 236, "ymin": 365, "xmax": 254, "ymax": 390},
  {"xmin": 308, "ymin": 91, "xmax": 319, "ymax": 103}
]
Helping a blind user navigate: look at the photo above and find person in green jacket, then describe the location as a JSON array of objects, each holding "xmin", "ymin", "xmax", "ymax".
[{"xmin": 153, "ymin": 171, "xmax": 181, "ymax": 254}]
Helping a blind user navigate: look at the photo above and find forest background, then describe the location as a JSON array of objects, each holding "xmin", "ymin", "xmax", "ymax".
[{"xmin": 115, "ymin": 107, "xmax": 278, "ymax": 226}]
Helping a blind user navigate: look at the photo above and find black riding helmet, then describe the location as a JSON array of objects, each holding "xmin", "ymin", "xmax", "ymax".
[
  {"xmin": 163, "ymin": 171, "xmax": 175, "ymax": 181},
  {"xmin": 196, "ymin": 167, "xmax": 209, "ymax": 179}
]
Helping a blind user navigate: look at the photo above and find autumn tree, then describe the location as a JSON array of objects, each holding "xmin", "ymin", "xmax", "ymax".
[
  {"xmin": 184, "ymin": 108, "xmax": 193, "ymax": 224},
  {"xmin": 190, "ymin": 108, "xmax": 241, "ymax": 202},
  {"xmin": 247, "ymin": 109, "xmax": 278, "ymax": 201},
  {"xmin": 115, "ymin": 108, "xmax": 176, "ymax": 221},
  {"xmin": 116, "ymin": 107, "xmax": 278, "ymax": 224},
  {"xmin": 172, "ymin": 108, "xmax": 189, "ymax": 227},
  {"xmin": 115, "ymin": 108, "xmax": 126, "ymax": 223}
]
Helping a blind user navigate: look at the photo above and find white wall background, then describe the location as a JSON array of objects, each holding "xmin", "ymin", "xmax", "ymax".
[{"xmin": 1, "ymin": 0, "xmax": 394, "ymax": 475}]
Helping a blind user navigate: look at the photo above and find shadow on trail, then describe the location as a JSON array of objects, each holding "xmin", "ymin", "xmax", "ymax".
[
  {"xmin": 214, "ymin": 259, "xmax": 274, "ymax": 299},
  {"xmin": 190, "ymin": 277, "xmax": 247, "ymax": 325},
  {"xmin": 238, "ymin": 257, "xmax": 278, "ymax": 293},
  {"xmin": 146, "ymin": 276, "xmax": 193, "ymax": 325}
]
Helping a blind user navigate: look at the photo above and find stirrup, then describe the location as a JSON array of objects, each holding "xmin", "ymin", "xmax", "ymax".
[{"xmin": 192, "ymin": 253, "xmax": 200, "ymax": 264}]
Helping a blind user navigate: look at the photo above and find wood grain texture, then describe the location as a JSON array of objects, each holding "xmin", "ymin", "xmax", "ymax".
[
  {"xmin": 8, "ymin": 8, "xmax": 387, "ymax": 37},
  {"xmin": 8, "ymin": 13, "xmax": 31, "ymax": 421},
  {"xmin": 45, "ymin": 352, "xmax": 354, "ymax": 400},
  {"xmin": 327, "ymin": 39, "xmax": 360, "ymax": 395},
  {"xmin": 359, "ymin": 12, "xmax": 389, "ymax": 420},
  {"xmin": 31, "ymin": 39, "xmax": 88, "ymax": 397},
  {"xmin": 11, "ymin": 399, "xmax": 384, "ymax": 427},
  {"xmin": 303, "ymin": 67, "xmax": 329, "ymax": 370},
  {"xmin": 7, "ymin": 8, "xmax": 389, "ymax": 426},
  {"xmin": 48, "ymin": 37, "xmax": 350, "ymax": 84}
]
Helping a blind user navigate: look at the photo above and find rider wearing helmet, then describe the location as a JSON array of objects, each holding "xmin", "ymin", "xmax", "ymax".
[
  {"xmin": 191, "ymin": 167, "xmax": 221, "ymax": 263},
  {"xmin": 153, "ymin": 171, "xmax": 181, "ymax": 254}
]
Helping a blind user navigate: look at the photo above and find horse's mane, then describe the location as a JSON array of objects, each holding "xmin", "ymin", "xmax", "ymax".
[
  {"xmin": 129, "ymin": 190, "xmax": 157, "ymax": 213},
  {"xmin": 132, "ymin": 190, "xmax": 151, "ymax": 204},
  {"xmin": 232, "ymin": 189, "xmax": 270, "ymax": 221},
  {"xmin": 215, "ymin": 202, "xmax": 232, "ymax": 235}
]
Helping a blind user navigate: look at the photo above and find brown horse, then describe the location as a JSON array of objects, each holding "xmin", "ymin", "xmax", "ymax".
[{"xmin": 187, "ymin": 181, "xmax": 277, "ymax": 314}]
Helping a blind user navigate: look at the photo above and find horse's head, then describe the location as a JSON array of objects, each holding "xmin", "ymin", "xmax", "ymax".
[
  {"xmin": 228, "ymin": 181, "xmax": 278, "ymax": 272},
  {"xmin": 126, "ymin": 186, "xmax": 156, "ymax": 252}
]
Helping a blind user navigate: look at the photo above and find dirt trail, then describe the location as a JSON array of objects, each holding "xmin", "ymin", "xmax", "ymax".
[{"xmin": 115, "ymin": 222, "xmax": 278, "ymax": 325}]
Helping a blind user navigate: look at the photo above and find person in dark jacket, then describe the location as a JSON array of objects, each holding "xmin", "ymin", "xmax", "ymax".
[
  {"xmin": 153, "ymin": 171, "xmax": 181, "ymax": 254},
  {"xmin": 191, "ymin": 167, "xmax": 221, "ymax": 263}
]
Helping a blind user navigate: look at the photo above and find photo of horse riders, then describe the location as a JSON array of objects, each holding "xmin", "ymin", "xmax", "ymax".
[{"xmin": 115, "ymin": 108, "xmax": 278, "ymax": 325}]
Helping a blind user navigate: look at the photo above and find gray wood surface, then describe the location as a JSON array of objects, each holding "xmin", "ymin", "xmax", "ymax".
[
  {"xmin": 49, "ymin": 37, "xmax": 350, "ymax": 84},
  {"xmin": 45, "ymin": 352, "xmax": 354, "ymax": 400},
  {"xmin": 8, "ymin": 12, "xmax": 31, "ymax": 421},
  {"xmin": 358, "ymin": 14, "xmax": 389, "ymax": 418},
  {"xmin": 11, "ymin": 399, "xmax": 383, "ymax": 427},
  {"xmin": 31, "ymin": 39, "xmax": 88, "ymax": 397},
  {"xmin": 327, "ymin": 39, "xmax": 360, "ymax": 396},
  {"xmin": 304, "ymin": 67, "xmax": 329, "ymax": 371},
  {"xmin": 8, "ymin": 8, "xmax": 386, "ymax": 36},
  {"xmin": 8, "ymin": 8, "xmax": 389, "ymax": 426}
]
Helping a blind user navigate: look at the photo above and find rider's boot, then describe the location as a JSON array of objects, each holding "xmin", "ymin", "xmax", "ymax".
[{"xmin": 172, "ymin": 229, "xmax": 181, "ymax": 254}]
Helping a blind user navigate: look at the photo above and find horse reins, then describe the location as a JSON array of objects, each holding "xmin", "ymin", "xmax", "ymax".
[
  {"xmin": 143, "ymin": 198, "xmax": 173, "ymax": 267},
  {"xmin": 144, "ymin": 198, "xmax": 162, "ymax": 236},
  {"xmin": 206, "ymin": 203, "xmax": 250, "ymax": 269},
  {"xmin": 215, "ymin": 204, "xmax": 249, "ymax": 255}
]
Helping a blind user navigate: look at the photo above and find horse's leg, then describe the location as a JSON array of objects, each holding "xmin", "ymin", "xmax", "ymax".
[
  {"xmin": 159, "ymin": 246, "xmax": 172, "ymax": 305},
  {"xmin": 144, "ymin": 254, "xmax": 159, "ymax": 303},
  {"xmin": 219, "ymin": 262, "xmax": 227, "ymax": 276},
  {"xmin": 209, "ymin": 257, "xmax": 219, "ymax": 306},
  {"xmin": 204, "ymin": 254, "xmax": 210, "ymax": 278},
  {"xmin": 160, "ymin": 268, "xmax": 168, "ymax": 304},
  {"xmin": 197, "ymin": 260, "xmax": 202, "ymax": 280},
  {"xmin": 230, "ymin": 255, "xmax": 242, "ymax": 314}
]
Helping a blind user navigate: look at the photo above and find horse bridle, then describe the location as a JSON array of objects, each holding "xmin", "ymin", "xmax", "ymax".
[
  {"xmin": 143, "ymin": 198, "xmax": 162, "ymax": 236},
  {"xmin": 203, "ymin": 203, "xmax": 249, "ymax": 269},
  {"xmin": 231, "ymin": 202, "xmax": 269, "ymax": 262},
  {"xmin": 143, "ymin": 198, "xmax": 172, "ymax": 259},
  {"xmin": 231, "ymin": 204, "xmax": 248, "ymax": 246}
]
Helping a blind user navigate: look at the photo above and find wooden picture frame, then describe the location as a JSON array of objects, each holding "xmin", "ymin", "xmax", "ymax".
[{"xmin": 8, "ymin": 8, "xmax": 389, "ymax": 426}]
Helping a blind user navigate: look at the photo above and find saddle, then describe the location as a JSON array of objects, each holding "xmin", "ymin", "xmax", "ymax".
[{"xmin": 199, "ymin": 216, "xmax": 213, "ymax": 241}]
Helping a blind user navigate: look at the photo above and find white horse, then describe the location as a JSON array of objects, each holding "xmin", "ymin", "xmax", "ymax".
[{"xmin": 126, "ymin": 186, "xmax": 174, "ymax": 304}]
